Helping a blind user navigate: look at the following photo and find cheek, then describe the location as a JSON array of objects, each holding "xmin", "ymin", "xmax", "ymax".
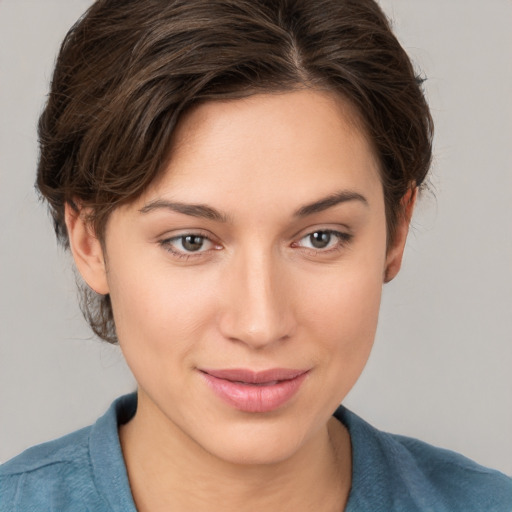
[
  {"xmin": 303, "ymin": 269, "xmax": 382, "ymax": 350},
  {"xmin": 107, "ymin": 256, "xmax": 218, "ymax": 371},
  {"xmin": 297, "ymin": 249, "xmax": 385, "ymax": 391},
  {"xmin": 301, "ymin": 242, "xmax": 385, "ymax": 334},
  {"xmin": 107, "ymin": 264, "xmax": 224, "ymax": 413}
]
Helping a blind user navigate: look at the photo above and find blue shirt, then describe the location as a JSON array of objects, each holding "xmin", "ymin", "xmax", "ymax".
[{"xmin": 1, "ymin": 393, "xmax": 511, "ymax": 511}]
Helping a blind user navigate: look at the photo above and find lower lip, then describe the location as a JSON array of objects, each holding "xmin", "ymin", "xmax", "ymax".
[{"xmin": 200, "ymin": 371, "xmax": 308, "ymax": 413}]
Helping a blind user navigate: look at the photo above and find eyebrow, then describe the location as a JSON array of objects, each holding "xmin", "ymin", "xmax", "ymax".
[
  {"xmin": 139, "ymin": 200, "xmax": 230, "ymax": 222},
  {"xmin": 293, "ymin": 190, "xmax": 368, "ymax": 217},
  {"xmin": 139, "ymin": 189, "xmax": 368, "ymax": 222}
]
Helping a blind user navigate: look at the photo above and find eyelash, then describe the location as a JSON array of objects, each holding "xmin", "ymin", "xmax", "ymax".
[
  {"xmin": 293, "ymin": 230, "xmax": 353, "ymax": 256},
  {"xmin": 159, "ymin": 232, "xmax": 218, "ymax": 260},
  {"xmin": 159, "ymin": 229, "xmax": 353, "ymax": 260}
]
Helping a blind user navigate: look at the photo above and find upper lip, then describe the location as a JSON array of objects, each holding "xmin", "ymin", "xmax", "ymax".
[{"xmin": 199, "ymin": 368, "xmax": 309, "ymax": 384}]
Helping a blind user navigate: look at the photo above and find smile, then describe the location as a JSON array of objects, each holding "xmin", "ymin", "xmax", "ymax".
[{"xmin": 199, "ymin": 368, "xmax": 310, "ymax": 413}]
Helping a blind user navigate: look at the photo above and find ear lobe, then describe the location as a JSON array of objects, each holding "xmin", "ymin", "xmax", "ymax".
[
  {"xmin": 384, "ymin": 187, "xmax": 417, "ymax": 283},
  {"xmin": 65, "ymin": 203, "xmax": 109, "ymax": 295}
]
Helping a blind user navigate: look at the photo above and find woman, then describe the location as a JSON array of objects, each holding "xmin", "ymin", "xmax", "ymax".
[{"xmin": 1, "ymin": 0, "xmax": 511, "ymax": 510}]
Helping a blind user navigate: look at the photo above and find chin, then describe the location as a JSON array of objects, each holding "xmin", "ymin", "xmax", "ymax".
[
  {"xmin": 210, "ymin": 436, "xmax": 303, "ymax": 467},
  {"xmin": 195, "ymin": 416, "xmax": 312, "ymax": 467}
]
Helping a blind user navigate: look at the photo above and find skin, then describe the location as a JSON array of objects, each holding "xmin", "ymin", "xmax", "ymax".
[{"xmin": 66, "ymin": 89, "xmax": 415, "ymax": 511}]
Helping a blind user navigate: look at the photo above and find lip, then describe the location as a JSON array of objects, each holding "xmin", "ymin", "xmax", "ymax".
[{"xmin": 199, "ymin": 368, "xmax": 309, "ymax": 413}]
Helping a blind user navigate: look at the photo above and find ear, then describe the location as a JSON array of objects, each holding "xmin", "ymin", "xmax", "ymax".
[
  {"xmin": 384, "ymin": 187, "xmax": 417, "ymax": 283},
  {"xmin": 65, "ymin": 203, "xmax": 109, "ymax": 295}
]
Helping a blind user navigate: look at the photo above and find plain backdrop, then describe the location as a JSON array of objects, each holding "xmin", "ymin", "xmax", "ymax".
[{"xmin": 0, "ymin": 0, "xmax": 511, "ymax": 475}]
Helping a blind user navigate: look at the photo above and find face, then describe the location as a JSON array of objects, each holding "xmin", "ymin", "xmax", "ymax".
[{"xmin": 71, "ymin": 89, "xmax": 409, "ymax": 465}]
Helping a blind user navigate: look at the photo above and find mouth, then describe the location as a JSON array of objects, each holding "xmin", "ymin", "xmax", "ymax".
[{"xmin": 199, "ymin": 368, "xmax": 309, "ymax": 413}]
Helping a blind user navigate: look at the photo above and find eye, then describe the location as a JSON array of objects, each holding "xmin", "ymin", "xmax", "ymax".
[
  {"xmin": 295, "ymin": 230, "xmax": 352, "ymax": 252},
  {"xmin": 160, "ymin": 233, "xmax": 218, "ymax": 258},
  {"xmin": 178, "ymin": 234, "xmax": 209, "ymax": 252}
]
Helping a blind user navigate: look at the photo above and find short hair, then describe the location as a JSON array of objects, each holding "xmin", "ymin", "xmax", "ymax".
[{"xmin": 36, "ymin": 0, "xmax": 433, "ymax": 343}]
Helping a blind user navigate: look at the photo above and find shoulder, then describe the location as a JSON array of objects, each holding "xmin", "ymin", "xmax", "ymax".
[
  {"xmin": 392, "ymin": 433, "xmax": 512, "ymax": 510},
  {"xmin": 0, "ymin": 426, "xmax": 105, "ymax": 511},
  {"xmin": 0, "ymin": 425, "xmax": 91, "ymax": 476},
  {"xmin": 336, "ymin": 406, "xmax": 512, "ymax": 512},
  {"xmin": 0, "ymin": 394, "xmax": 137, "ymax": 511}
]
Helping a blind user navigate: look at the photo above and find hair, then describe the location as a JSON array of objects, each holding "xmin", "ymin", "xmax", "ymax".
[{"xmin": 36, "ymin": 0, "xmax": 433, "ymax": 343}]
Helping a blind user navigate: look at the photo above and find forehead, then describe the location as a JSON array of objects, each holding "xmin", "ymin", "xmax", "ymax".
[{"xmin": 135, "ymin": 89, "xmax": 383, "ymax": 217}]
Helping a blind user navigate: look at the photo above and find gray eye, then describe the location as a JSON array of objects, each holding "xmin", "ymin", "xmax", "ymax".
[
  {"xmin": 181, "ymin": 235, "xmax": 205, "ymax": 252},
  {"xmin": 309, "ymin": 231, "xmax": 332, "ymax": 249}
]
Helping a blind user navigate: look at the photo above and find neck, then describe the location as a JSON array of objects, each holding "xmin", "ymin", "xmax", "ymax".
[{"xmin": 119, "ymin": 391, "xmax": 352, "ymax": 512}]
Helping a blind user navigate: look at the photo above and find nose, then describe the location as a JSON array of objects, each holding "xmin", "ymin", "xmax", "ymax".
[{"xmin": 218, "ymin": 247, "xmax": 296, "ymax": 349}]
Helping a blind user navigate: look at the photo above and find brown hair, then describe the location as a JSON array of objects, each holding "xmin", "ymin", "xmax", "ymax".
[{"xmin": 37, "ymin": 0, "xmax": 433, "ymax": 343}]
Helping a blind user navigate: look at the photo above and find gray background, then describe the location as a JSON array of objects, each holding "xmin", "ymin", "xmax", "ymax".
[{"xmin": 1, "ymin": 0, "xmax": 511, "ymax": 475}]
